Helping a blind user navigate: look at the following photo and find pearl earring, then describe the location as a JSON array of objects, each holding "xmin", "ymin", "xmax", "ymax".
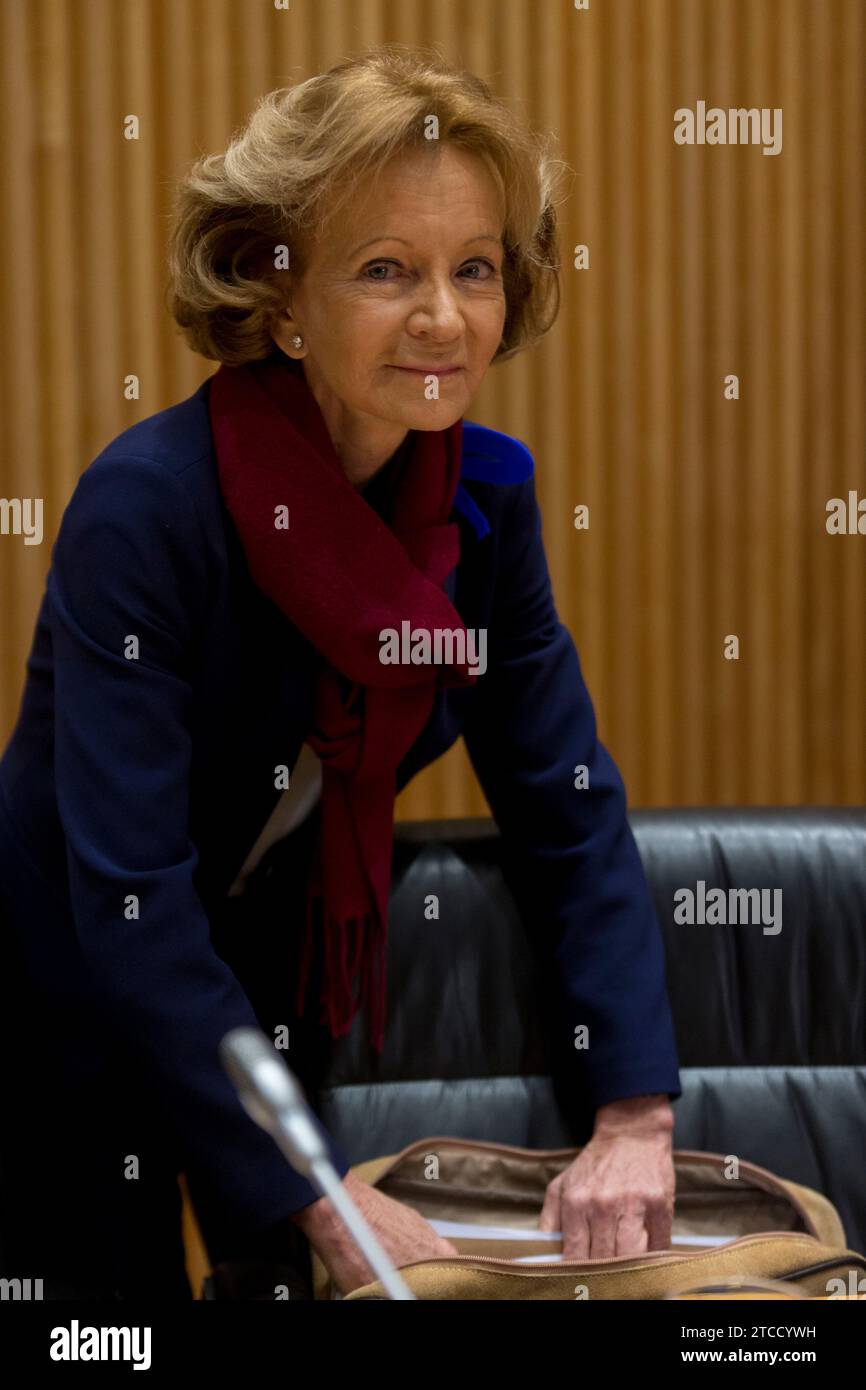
[{"xmin": 290, "ymin": 334, "xmax": 304, "ymax": 350}]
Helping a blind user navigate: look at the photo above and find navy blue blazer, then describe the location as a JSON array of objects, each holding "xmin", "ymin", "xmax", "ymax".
[{"xmin": 0, "ymin": 374, "xmax": 681, "ymax": 1235}]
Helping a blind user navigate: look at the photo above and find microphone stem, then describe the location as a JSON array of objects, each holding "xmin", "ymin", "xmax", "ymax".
[{"xmin": 306, "ymin": 1157, "xmax": 417, "ymax": 1301}]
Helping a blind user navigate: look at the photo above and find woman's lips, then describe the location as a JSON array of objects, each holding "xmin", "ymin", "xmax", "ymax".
[{"xmin": 390, "ymin": 365, "xmax": 465, "ymax": 376}]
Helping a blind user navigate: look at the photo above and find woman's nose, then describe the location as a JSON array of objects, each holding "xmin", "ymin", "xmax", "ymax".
[{"xmin": 407, "ymin": 278, "xmax": 464, "ymax": 339}]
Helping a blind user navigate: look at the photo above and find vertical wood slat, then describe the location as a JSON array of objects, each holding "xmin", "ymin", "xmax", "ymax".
[
  {"xmin": 778, "ymin": 0, "xmax": 807, "ymax": 803},
  {"xmin": 1, "ymin": 0, "xmax": 42, "ymax": 664},
  {"xmin": 841, "ymin": 0, "xmax": 866, "ymax": 799},
  {"xmin": 675, "ymin": 0, "xmax": 710, "ymax": 804},
  {"xmin": 642, "ymin": 0, "xmax": 677, "ymax": 806},
  {"xmin": 809, "ymin": 0, "xmax": 846, "ymax": 803},
  {"xmin": 742, "ymin": 0, "xmax": 775, "ymax": 801},
  {"xmin": 0, "ymin": 0, "xmax": 863, "ymax": 818}
]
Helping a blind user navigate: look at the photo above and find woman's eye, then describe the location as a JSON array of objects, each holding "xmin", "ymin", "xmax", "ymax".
[
  {"xmin": 364, "ymin": 261, "xmax": 399, "ymax": 280},
  {"xmin": 361, "ymin": 258, "xmax": 498, "ymax": 282},
  {"xmin": 461, "ymin": 259, "xmax": 500, "ymax": 280}
]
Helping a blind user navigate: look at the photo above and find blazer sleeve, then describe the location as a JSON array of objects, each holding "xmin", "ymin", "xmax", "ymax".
[
  {"xmin": 47, "ymin": 454, "xmax": 351, "ymax": 1235},
  {"xmin": 462, "ymin": 471, "xmax": 682, "ymax": 1110}
]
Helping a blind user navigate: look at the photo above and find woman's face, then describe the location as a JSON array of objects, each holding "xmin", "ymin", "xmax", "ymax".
[{"xmin": 272, "ymin": 144, "xmax": 508, "ymax": 447}]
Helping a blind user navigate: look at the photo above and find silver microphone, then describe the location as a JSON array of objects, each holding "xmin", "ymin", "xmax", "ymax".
[{"xmin": 219, "ymin": 1026, "xmax": 415, "ymax": 1300}]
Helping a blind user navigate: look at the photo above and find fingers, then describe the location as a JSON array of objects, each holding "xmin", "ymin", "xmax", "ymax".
[
  {"xmin": 560, "ymin": 1189, "xmax": 658, "ymax": 1259},
  {"xmin": 558, "ymin": 1184, "xmax": 600, "ymax": 1262},
  {"xmin": 645, "ymin": 1192, "xmax": 674, "ymax": 1251},
  {"xmin": 536, "ymin": 1175, "xmax": 562, "ymax": 1232},
  {"xmin": 433, "ymin": 1235, "xmax": 460, "ymax": 1257},
  {"xmin": 613, "ymin": 1212, "xmax": 649, "ymax": 1256}
]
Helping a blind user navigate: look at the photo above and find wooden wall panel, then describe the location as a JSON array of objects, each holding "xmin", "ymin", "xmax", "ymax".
[{"xmin": 1, "ymin": 0, "xmax": 863, "ymax": 819}]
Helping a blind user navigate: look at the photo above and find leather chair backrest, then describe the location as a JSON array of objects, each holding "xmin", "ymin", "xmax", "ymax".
[{"xmin": 320, "ymin": 809, "xmax": 866, "ymax": 1254}]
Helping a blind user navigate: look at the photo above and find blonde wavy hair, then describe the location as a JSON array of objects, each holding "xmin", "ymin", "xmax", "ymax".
[{"xmin": 165, "ymin": 44, "xmax": 568, "ymax": 366}]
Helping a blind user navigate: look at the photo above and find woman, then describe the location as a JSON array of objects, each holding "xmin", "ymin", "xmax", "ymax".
[{"xmin": 0, "ymin": 46, "xmax": 681, "ymax": 1300}]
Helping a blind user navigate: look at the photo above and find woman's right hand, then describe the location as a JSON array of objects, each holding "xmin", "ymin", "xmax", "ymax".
[{"xmin": 290, "ymin": 1171, "xmax": 459, "ymax": 1296}]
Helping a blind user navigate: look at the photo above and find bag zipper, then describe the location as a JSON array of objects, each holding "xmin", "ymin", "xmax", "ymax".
[{"xmin": 388, "ymin": 1232, "xmax": 865, "ymax": 1276}]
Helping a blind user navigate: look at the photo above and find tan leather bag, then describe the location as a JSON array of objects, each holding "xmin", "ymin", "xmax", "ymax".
[{"xmin": 311, "ymin": 1136, "xmax": 866, "ymax": 1300}]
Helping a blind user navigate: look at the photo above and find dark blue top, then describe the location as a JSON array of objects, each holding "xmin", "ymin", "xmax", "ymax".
[{"xmin": 0, "ymin": 372, "xmax": 681, "ymax": 1234}]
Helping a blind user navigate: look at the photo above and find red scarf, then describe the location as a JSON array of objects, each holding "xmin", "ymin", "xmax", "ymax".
[{"xmin": 208, "ymin": 352, "xmax": 478, "ymax": 1051}]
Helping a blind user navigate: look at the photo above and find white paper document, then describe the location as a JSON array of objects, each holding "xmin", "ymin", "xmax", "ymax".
[
  {"xmin": 429, "ymin": 1219, "xmax": 561, "ymax": 1242},
  {"xmin": 429, "ymin": 1217, "xmax": 736, "ymax": 1260}
]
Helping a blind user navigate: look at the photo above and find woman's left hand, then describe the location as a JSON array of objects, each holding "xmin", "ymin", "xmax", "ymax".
[{"xmin": 537, "ymin": 1094, "xmax": 676, "ymax": 1259}]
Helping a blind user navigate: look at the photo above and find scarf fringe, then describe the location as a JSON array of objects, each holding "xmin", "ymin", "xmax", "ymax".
[{"xmin": 296, "ymin": 893, "xmax": 387, "ymax": 1053}]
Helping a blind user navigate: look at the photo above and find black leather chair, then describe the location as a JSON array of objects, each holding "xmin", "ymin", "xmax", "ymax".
[{"xmin": 319, "ymin": 808, "xmax": 866, "ymax": 1256}]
